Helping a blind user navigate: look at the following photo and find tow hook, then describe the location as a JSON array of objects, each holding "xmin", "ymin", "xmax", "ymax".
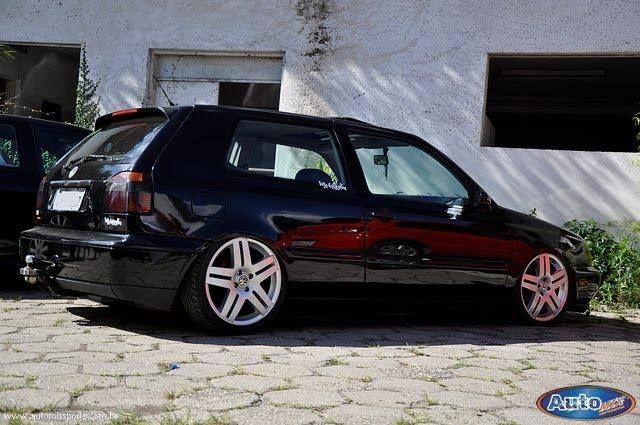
[{"xmin": 19, "ymin": 255, "xmax": 63, "ymax": 285}]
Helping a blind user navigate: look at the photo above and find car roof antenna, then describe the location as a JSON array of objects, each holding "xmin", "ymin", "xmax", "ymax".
[{"xmin": 153, "ymin": 76, "xmax": 176, "ymax": 106}]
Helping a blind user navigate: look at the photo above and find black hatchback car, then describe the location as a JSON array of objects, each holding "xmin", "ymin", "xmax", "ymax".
[
  {"xmin": 19, "ymin": 106, "xmax": 599, "ymax": 331},
  {"xmin": 0, "ymin": 115, "xmax": 89, "ymax": 277}
]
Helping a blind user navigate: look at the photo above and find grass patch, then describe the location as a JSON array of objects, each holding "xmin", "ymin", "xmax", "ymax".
[
  {"xmin": 324, "ymin": 358, "xmax": 347, "ymax": 366},
  {"xmin": 406, "ymin": 347, "xmax": 425, "ymax": 356},
  {"xmin": 159, "ymin": 416, "xmax": 234, "ymax": 425},
  {"xmin": 158, "ymin": 362, "xmax": 172, "ymax": 373},
  {"xmin": 110, "ymin": 412, "xmax": 149, "ymax": 425},
  {"xmin": 164, "ymin": 390, "xmax": 180, "ymax": 401},
  {"xmin": 52, "ymin": 319, "xmax": 66, "ymax": 327},
  {"xmin": 229, "ymin": 366, "xmax": 245, "ymax": 376},
  {"xmin": 24, "ymin": 376, "xmax": 37, "ymax": 388},
  {"xmin": 71, "ymin": 384, "xmax": 94, "ymax": 399},
  {"xmin": 520, "ymin": 359, "xmax": 536, "ymax": 370},
  {"xmin": 273, "ymin": 379, "xmax": 297, "ymax": 391},
  {"xmin": 424, "ymin": 396, "xmax": 440, "ymax": 406}
]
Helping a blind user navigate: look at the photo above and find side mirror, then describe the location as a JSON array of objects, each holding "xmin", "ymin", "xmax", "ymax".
[{"xmin": 475, "ymin": 191, "xmax": 492, "ymax": 211}]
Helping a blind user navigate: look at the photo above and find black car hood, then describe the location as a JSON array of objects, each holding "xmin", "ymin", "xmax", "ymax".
[
  {"xmin": 500, "ymin": 207, "xmax": 564, "ymax": 235},
  {"xmin": 498, "ymin": 206, "xmax": 569, "ymax": 251}
]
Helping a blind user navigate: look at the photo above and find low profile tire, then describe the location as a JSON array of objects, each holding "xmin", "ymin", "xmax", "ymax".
[
  {"xmin": 181, "ymin": 237, "xmax": 286, "ymax": 333},
  {"xmin": 515, "ymin": 252, "xmax": 570, "ymax": 325}
]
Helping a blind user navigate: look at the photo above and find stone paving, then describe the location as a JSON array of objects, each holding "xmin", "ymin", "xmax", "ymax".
[{"xmin": 0, "ymin": 289, "xmax": 639, "ymax": 424}]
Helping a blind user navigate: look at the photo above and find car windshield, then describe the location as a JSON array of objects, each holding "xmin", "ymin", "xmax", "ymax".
[{"xmin": 64, "ymin": 115, "xmax": 167, "ymax": 165}]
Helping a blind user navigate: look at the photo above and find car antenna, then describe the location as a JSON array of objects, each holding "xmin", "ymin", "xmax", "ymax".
[{"xmin": 153, "ymin": 75, "xmax": 176, "ymax": 106}]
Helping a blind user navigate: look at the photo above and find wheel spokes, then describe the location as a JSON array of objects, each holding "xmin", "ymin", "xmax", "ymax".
[
  {"xmin": 241, "ymin": 239, "xmax": 252, "ymax": 267},
  {"xmin": 550, "ymin": 270, "xmax": 567, "ymax": 291},
  {"xmin": 253, "ymin": 257, "xmax": 278, "ymax": 282},
  {"xmin": 253, "ymin": 284, "xmax": 274, "ymax": 309},
  {"xmin": 206, "ymin": 237, "xmax": 281, "ymax": 325},
  {"xmin": 221, "ymin": 292, "xmax": 239, "ymax": 318},
  {"xmin": 521, "ymin": 274, "xmax": 538, "ymax": 292},
  {"xmin": 521, "ymin": 253, "xmax": 569, "ymax": 320},
  {"xmin": 530, "ymin": 294, "xmax": 546, "ymax": 317},
  {"xmin": 539, "ymin": 254, "xmax": 551, "ymax": 276},
  {"xmin": 206, "ymin": 275, "xmax": 233, "ymax": 288},
  {"xmin": 247, "ymin": 293, "xmax": 268, "ymax": 315},
  {"xmin": 548, "ymin": 291, "xmax": 561, "ymax": 313}
]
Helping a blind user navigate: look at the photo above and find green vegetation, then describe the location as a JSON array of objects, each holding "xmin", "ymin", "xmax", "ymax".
[
  {"xmin": 565, "ymin": 219, "xmax": 640, "ymax": 308},
  {"xmin": 323, "ymin": 357, "xmax": 347, "ymax": 366},
  {"xmin": 74, "ymin": 44, "xmax": 101, "ymax": 130}
]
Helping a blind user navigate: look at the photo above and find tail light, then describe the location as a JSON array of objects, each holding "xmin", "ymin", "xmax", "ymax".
[
  {"xmin": 103, "ymin": 172, "xmax": 153, "ymax": 214},
  {"xmin": 35, "ymin": 176, "xmax": 48, "ymax": 224}
]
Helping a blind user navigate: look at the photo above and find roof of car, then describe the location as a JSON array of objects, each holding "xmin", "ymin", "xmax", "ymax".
[
  {"xmin": 0, "ymin": 113, "xmax": 91, "ymax": 132},
  {"xmin": 190, "ymin": 104, "xmax": 381, "ymax": 129}
]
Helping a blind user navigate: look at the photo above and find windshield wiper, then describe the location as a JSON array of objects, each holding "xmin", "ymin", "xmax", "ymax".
[{"xmin": 63, "ymin": 154, "xmax": 112, "ymax": 171}]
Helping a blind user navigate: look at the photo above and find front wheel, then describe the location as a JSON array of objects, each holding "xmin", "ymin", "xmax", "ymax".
[
  {"xmin": 515, "ymin": 252, "xmax": 570, "ymax": 324},
  {"xmin": 181, "ymin": 236, "xmax": 286, "ymax": 332}
]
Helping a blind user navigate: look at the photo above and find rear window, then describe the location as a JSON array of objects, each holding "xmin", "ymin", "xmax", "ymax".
[{"xmin": 65, "ymin": 116, "xmax": 167, "ymax": 165}]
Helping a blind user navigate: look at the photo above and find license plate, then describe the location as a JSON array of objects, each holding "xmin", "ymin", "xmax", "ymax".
[{"xmin": 50, "ymin": 188, "xmax": 86, "ymax": 211}]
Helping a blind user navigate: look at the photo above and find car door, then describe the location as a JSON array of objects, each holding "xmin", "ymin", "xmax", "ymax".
[
  {"xmin": 344, "ymin": 128, "xmax": 512, "ymax": 287},
  {"xmin": 219, "ymin": 115, "xmax": 366, "ymax": 284},
  {"xmin": 0, "ymin": 120, "xmax": 41, "ymax": 270}
]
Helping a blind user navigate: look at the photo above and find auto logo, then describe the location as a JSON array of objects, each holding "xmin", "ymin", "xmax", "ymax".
[
  {"xmin": 537, "ymin": 385, "xmax": 636, "ymax": 420},
  {"xmin": 50, "ymin": 214, "xmax": 71, "ymax": 227},
  {"xmin": 68, "ymin": 166, "xmax": 78, "ymax": 178}
]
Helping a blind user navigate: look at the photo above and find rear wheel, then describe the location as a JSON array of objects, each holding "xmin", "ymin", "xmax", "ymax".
[
  {"xmin": 181, "ymin": 237, "xmax": 285, "ymax": 332},
  {"xmin": 516, "ymin": 252, "xmax": 570, "ymax": 324}
]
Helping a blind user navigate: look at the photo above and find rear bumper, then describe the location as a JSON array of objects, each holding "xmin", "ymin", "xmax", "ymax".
[
  {"xmin": 570, "ymin": 266, "xmax": 601, "ymax": 312},
  {"xmin": 19, "ymin": 227, "xmax": 204, "ymax": 310}
]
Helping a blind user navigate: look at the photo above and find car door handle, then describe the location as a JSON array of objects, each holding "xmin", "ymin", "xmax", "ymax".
[{"xmin": 370, "ymin": 209, "xmax": 395, "ymax": 220}]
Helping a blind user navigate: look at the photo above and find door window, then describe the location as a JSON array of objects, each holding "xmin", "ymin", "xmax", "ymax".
[
  {"xmin": 0, "ymin": 124, "xmax": 20, "ymax": 167},
  {"xmin": 227, "ymin": 121, "xmax": 347, "ymax": 190},
  {"xmin": 35, "ymin": 126, "xmax": 88, "ymax": 172},
  {"xmin": 349, "ymin": 132, "xmax": 468, "ymax": 204}
]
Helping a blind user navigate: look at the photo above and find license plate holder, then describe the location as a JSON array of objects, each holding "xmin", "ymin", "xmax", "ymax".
[{"xmin": 50, "ymin": 188, "xmax": 86, "ymax": 212}]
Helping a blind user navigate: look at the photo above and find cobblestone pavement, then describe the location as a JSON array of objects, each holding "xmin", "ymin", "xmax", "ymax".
[{"xmin": 0, "ymin": 289, "xmax": 638, "ymax": 424}]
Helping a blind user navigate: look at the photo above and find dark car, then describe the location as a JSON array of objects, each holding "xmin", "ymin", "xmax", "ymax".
[
  {"xmin": 0, "ymin": 115, "xmax": 89, "ymax": 277},
  {"xmin": 18, "ymin": 106, "xmax": 600, "ymax": 331}
]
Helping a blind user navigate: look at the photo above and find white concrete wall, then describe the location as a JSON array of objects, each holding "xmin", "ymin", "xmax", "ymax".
[{"xmin": 2, "ymin": 0, "xmax": 639, "ymax": 226}]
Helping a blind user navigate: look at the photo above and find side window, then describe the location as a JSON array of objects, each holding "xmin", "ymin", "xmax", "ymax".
[
  {"xmin": 349, "ymin": 132, "xmax": 469, "ymax": 204},
  {"xmin": 35, "ymin": 126, "xmax": 87, "ymax": 172},
  {"xmin": 227, "ymin": 121, "xmax": 347, "ymax": 190},
  {"xmin": 0, "ymin": 124, "xmax": 20, "ymax": 168}
]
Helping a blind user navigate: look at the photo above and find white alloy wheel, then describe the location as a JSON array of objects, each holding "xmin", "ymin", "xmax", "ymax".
[
  {"xmin": 520, "ymin": 253, "xmax": 569, "ymax": 322},
  {"xmin": 204, "ymin": 237, "xmax": 282, "ymax": 326}
]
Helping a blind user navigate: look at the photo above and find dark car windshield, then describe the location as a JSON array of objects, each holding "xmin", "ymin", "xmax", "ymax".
[{"xmin": 64, "ymin": 115, "xmax": 167, "ymax": 166}]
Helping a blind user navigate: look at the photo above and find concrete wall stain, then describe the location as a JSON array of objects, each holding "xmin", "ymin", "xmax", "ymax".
[{"xmin": 294, "ymin": 0, "xmax": 333, "ymax": 71}]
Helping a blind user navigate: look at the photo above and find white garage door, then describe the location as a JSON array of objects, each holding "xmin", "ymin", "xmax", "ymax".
[{"xmin": 150, "ymin": 52, "xmax": 283, "ymax": 109}]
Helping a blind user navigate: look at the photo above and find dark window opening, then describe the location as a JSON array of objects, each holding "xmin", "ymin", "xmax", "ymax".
[
  {"xmin": 483, "ymin": 56, "xmax": 640, "ymax": 152},
  {"xmin": 0, "ymin": 43, "xmax": 80, "ymax": 123},
  {"xmin": 218, "ymin": 82, "xmax": 280, "ymax": 110}
]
